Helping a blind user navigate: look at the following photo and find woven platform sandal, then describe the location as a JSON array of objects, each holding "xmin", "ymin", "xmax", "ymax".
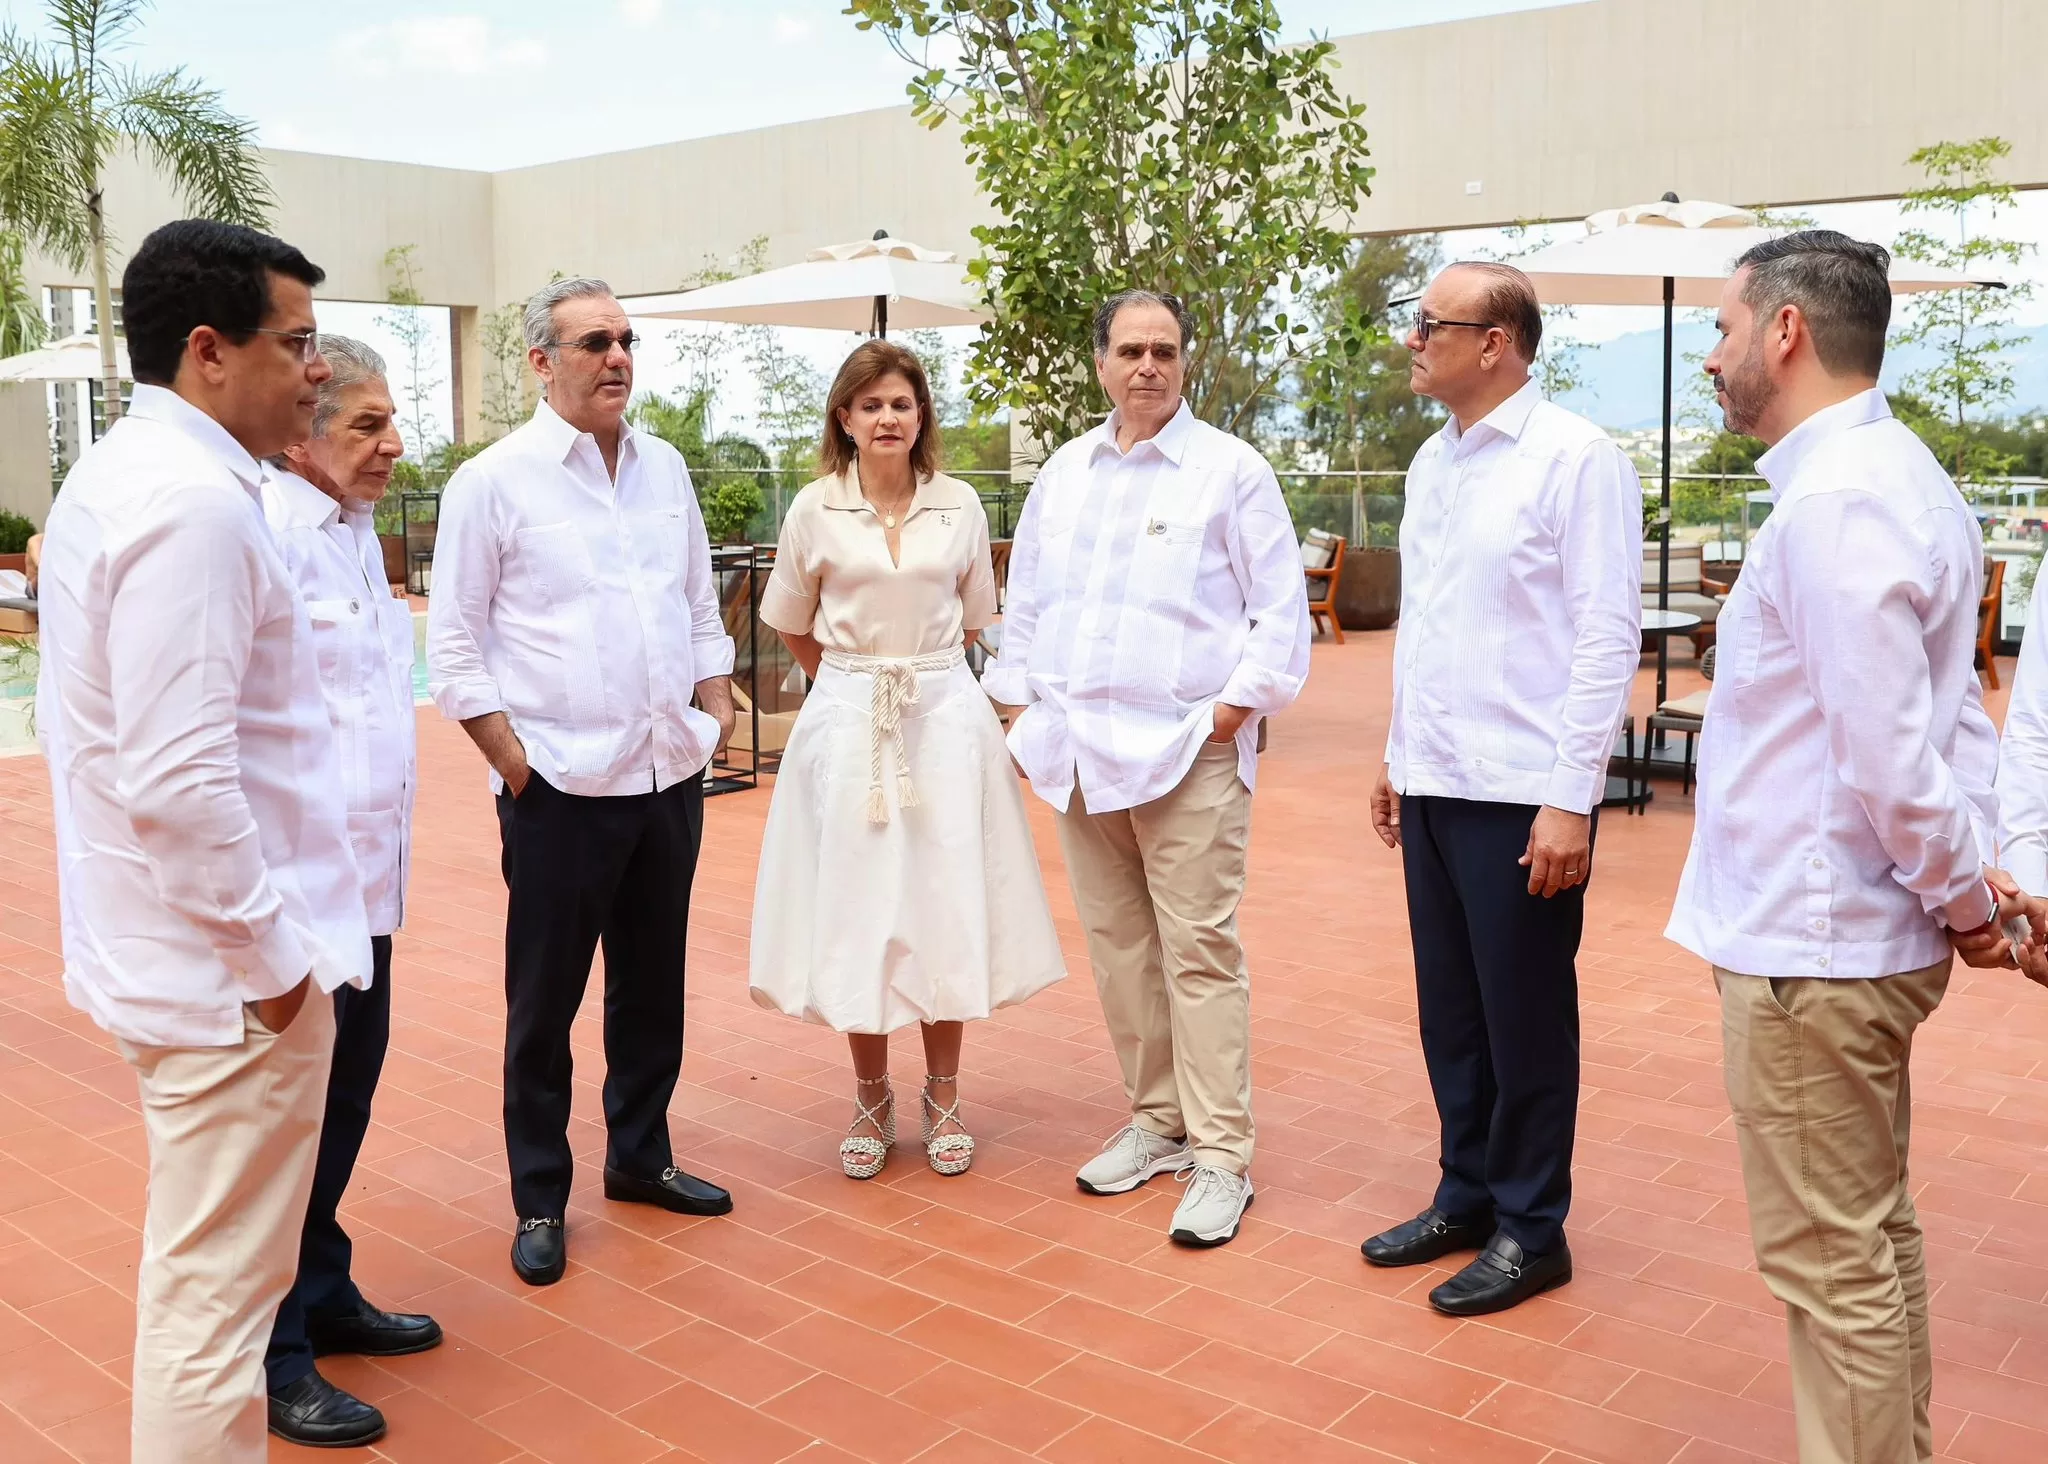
[
  {"xmin": 840, "ymin": 1076, "xmax": 896, "ymax": 1180},
  {"xmin": 920, "ymin": 1073, "xmax": 975, "ymax": 1177}
]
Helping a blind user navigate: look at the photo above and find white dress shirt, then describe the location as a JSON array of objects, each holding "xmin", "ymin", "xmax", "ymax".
[
  {"xmin": 1387, "ymin": 378, "xmax": 1644, "ymax": 814},
  {"xmin": 1667, "ymin": 389, "xmax": 1998, "ymax": 979},
  {"xmin": 983, "ymin": 401, "xmax": 1311, "ymax": 814},
  {"xmin": 36, "ymin": 386, "xmax": 371, "ymax": 1048},
  {"xmin": 428, "ymin": 399, "xmax": 737, "ymax": 797},
  {"xmin": 262, "ymin": 466, "xmax": 417, "ymax": 936},
  {"xmin": 1994, "ymin": 562, "xmax": 2048, "ymax": 894}
]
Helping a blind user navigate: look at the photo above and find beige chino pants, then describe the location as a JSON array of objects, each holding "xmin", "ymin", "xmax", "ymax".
[
  {"xmin": 1055, "ymin": 741, "xmax": 1255, "ymax": 1174},
  {"xmin": 1717, "ymin": 961, "xmax": 1949, "ymax": 1464},
  {"xmin": 118, "ymin": 996, "xmax": 335, "ymax": 1464}
]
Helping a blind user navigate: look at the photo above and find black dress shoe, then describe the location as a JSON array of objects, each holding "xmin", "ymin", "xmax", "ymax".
[
  {"xmin": 268, "ymin": 1368, "xmax": 386, "ymax": 1448},
  {"xmin": 308, "ymin": 1297, "xmax": 445, "ymax": 1358},
  {"xmin": 511, "ymin": 1216, "xmax": 566, "ymax": 1286},
  {"xmin": 1361, "ymin": 1206, "xmax": 1496, "ymax": 1268},
  {"xmin": 1428, "ymin": 1234, "xmax": 1572, "ymax": 1316},
  {"xmin": 603, "ymin": 1165, "xmax": 734, "ymax": 1216}
]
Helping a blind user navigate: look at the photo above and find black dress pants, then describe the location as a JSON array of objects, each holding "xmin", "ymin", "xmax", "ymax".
[
  {"xmin": 1401, "ymin": 795, "xmax": 1589, "ymax": 1257},
  {"xmin": 496, "ymin": 773, "xmax": 704, "ymax": 1220},
  {"xmin": 266, "ymin": 934, "xmax": 392, "ymax": 1393}
]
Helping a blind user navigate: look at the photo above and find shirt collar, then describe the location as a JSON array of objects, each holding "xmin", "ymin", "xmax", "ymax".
[
  {"xmin": 262, "ymin": 463, "xmax": 344, "ymax": 530},
  {"xmin": 527, "ymin": 396, "xmax": 639, "ymax": 469},
  {"xmin": 125, "ymin": 383, "xmax": 266, "ymax": 495},
  {"xmin": 1442, "ymin": 376, "xmax": 1543, "ymax": 448},
  {"xmin": 819, "ymin": 461, "xmax": 966, "ymax": 515},
  {"xmin": 1093, "ymin": 399, "xmax": 1195, "ymax": 466},
  {"xmin": 1754, "ymin": 388, "xmax": 1891, "ymax": 502}
]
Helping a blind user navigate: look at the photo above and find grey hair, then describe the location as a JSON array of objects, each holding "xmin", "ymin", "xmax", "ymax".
[
  {"xmin": 310, "ymin": 335, "xmax": 387, "ymax": 438},
  {"xmin": 1092, "ymin": 289, "xmax": 1196, "ymax": 357},
  {"xmin": 523, "ymin": 276, "xmax": 617, "ymax": 354},
  {"xmin": 1733, "ymin": 230, "xmax": 1892, "ymax": 378}
]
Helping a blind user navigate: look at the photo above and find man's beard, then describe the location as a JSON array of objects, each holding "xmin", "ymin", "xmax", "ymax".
[{"xmin": 1716, "ymin": 335, "xmax": 1776, "ymax": 437}]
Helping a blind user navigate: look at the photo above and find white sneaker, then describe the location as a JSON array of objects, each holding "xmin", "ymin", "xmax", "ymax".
[
  {"xmin": 1169, "ymin": 1165, "xmax": 1253, "ymax": 1247},
  {"xmin": 1076, "ymin": 1124, "xmax": 1193, "ymax": 1195}
]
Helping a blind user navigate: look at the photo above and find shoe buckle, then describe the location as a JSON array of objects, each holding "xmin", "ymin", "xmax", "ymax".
[
  {"xmin": 518, "ymin": 1216, "xmax": 562, "ymax": 1233},
  {"xmin": 660, "ymin": 1166, "xmax": 682, "ymax": 1183}
]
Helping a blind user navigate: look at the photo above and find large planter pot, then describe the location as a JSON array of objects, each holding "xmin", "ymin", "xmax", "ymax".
[
  {"xmin": 1335, "ymin": 546, "xmax": 1400, "ymax": 631},
  {"xmin": 378, "ymin": 533, "xmax": 407, "ymax": 589}
]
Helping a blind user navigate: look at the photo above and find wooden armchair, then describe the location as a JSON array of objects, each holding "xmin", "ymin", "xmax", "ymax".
[
  {"xmin": 1978, "ymin": 557, "xmax": 2008, "ymax": 690},
  {"xmin": 989, "ymin": 539, "xmax": 1013, "ymax": 614},
  {"xmin": 1304, "ymin": 530, "xmax": 1346, "ymax": 644}
]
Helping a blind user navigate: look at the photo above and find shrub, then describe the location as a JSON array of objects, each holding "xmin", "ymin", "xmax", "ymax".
[{"xmin": 0, "ymin": 509, "xmax": 33, "ymax": 555}]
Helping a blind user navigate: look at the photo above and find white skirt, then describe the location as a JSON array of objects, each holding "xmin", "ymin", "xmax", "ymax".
[{"xmin": 748, "ymin": 648, "xmax": 1067, "ymax": 1034}]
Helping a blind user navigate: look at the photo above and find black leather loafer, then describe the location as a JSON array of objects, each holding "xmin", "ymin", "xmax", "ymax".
[
  {"xmin": 308, "ymin": 1297, "xmax": 444, "ymax": 1358},
  {"xmin": 511, "ymin": 1216, "xmax": 566, "ymax": 1286},
  {"xmin": 1361, "ymin": 1206, "xmax": 1496, "ymax": 1268},
  {"xmin": 268, "ymin": 1368, "xmax": 386, "ymax": 1448},
  {"xmin": 603, "ymin": 1165, "xmax": 734, "ymax": 1217},
  {"xmin": 1428, "ymin": 1234, "xmax": 1572, "ymax": 1316}
]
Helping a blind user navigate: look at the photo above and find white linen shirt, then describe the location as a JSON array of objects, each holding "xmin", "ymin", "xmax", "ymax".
[
  {"xmin": 1386, "ymin": 379, "xmax": 1644, "ymax": 814},
  {"xmin": 261, "ymin": 466, "xmax": 417, "ymax": 936},
  {"xmin": 1667, "ymin": 389, "xmax": 1999, "ymax": 979},
  {"xmin": 982, "ymin": 401, "xmax": 1311, "ymax": 814},
  {"xmin": 428, "ymin": 400, "xmax": 737, "ymax": 797},
  {"xmin": 36, "ymin": 385, "xmax": 372, "ymax": 1049},
  {"xmin": 1994, "ymin": 561, "xmax": 2048, "ymax": 894}
]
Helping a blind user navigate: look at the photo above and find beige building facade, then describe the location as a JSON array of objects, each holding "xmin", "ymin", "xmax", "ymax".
[{"xmin": 5, "ymin": 0, "xmax": 2043, "ymax": 523}]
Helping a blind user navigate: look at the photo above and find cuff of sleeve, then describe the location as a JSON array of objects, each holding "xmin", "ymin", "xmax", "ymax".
[
  {"xmin": 1942, "ymin": 881, "xmax": 1999, "ymax": 934},
  {"xmin": 758, "ymin": 583, "xmax": 818, "ymax": 638},
  {"xmin": 432, "ymin": 679, "xmax": 506, "ymax": 723},
  {"xmin": 980, "ymin": 667, "xmax": 1033, "ymax": 705},
  {"xmin": 223, "ymin": 917, "xmax": 313, "ymax": 1004},
  {"xmin": 1542, "ymin": 763, "xmax": 1602, "ymax": 817},
  {"xmin": 692, "ymin": 635, "xmax": 737, "ymax": 678},
  {"xmin": 1218, "ymin": 666, "xmax": 1302, "ymax": 716}
]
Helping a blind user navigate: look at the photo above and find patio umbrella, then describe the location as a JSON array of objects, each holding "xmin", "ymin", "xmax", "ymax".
[
  {"xmin": 1506, "ymin": 195, "xmax": 2004, "ymax": 710},
  {"xmin": 626, "ymin": 231, "xmax": 987, "ymax": 336},
  {"xmin": 0, "ymin": 332, "xmax": 131, "ymax": 383}
]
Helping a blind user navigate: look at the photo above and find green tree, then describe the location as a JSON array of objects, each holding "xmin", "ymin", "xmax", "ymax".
[
  {"xmin": 0, "ymin": 0, "xmax": 272, "ymax": 422},
  {"xmin": 630, "ymin": 389, "xmax": 771, "ymax": 543},
  {"xmin": 379, "ymin": 244, "xmax": 443, "ymax": 460},
  {"xmin": 1292, "ymin": 233, "xmax": 1444, "ymax": 475},
  {"xmin": 0, "ymin": 229, "xmax": 45, "ymax": 356},
  {"xmin": 848, "ymin": 0, "xmax": 1374, "ymax": 451},
  {"xmin": 478, "ymin": 300, "xmax": 528, "ymax": 438},
  {"xmin": 1892, "ymin": 137, "xmax": 2034, "ymax": 483}
]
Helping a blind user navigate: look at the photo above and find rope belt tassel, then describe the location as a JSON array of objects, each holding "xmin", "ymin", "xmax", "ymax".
[{"xmin": 821, "ymin": 648, "xmax": 963, "ymax": 825}]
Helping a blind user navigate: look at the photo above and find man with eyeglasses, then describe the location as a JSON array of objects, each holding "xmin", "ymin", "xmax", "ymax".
[
  {"xmin": 429, "ymin": 277, "xmax": 737, "ymax": 1286},
  {"xmin": 1362, "ymin": 263, "xmax": 1642, "ymax": 1315},
  {"xmin": 36, "ymin": 219, "xmax": 372, "ymax": 1461}
]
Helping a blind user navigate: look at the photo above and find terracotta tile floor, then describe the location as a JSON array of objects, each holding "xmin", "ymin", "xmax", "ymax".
[{"xmin": 1, "ymin": 633, "xmax": 2045, "ymax": 1463}]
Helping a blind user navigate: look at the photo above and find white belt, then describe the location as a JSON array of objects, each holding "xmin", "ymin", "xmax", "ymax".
[{"xmin": 820, "ymin": 646, "xmax": 965, "ymax": 824}]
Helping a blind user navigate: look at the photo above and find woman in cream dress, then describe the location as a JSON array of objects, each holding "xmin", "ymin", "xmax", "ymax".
[{"xmin": 750, "ymin": 340, "xmax": 1064, "ymax": 1178}]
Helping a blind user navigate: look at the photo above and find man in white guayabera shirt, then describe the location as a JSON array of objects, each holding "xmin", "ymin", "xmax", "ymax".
[
  {"xmin": 429, "ymin": 278, "xmax": 737, "ymax": 1289},
  {"xmin": 984, "ymin": 289, "xmax": 1310, "ymax": 1248},
  {"xmin": 1666, "ymin": 230, "xmax": 2046, "ymax": 1464},
  {"xmin": 1993, "ymin": 571, "xmax": 2048, "ymax": 994},
  {"xmin": 259, "ymin": 337, "xmax": 441, "ymax": 1450},
  {"xmin": 37, "ymin": 220, "xmax": 371, "ymax": 1464},
  {"xmin": 1363, "ymin": 262, "xmax": 1642, "ymax": 1318}
]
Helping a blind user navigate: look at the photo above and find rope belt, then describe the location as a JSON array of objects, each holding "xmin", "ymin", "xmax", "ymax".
[{"xmin": 820, "ymin": 646, "xmax": 965, "ymax": 824}]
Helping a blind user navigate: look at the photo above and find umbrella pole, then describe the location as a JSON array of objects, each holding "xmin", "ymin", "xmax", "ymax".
[
  {"xmin": 1657, "ymin": 273, "xmax": 1674, "ymax": 714},
  {"xmin": 874, "ymin": 295, "xmax": 888, "ymax": 339}
]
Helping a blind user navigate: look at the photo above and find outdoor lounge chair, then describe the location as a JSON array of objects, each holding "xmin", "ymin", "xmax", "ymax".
[
  {"xmin": 1303, "ymin": 529, "xmax": 1345, "ymax": 644},
  {"xmin": 1977, "ymin": 557, "xmax": 2007, "ymax": 691}
]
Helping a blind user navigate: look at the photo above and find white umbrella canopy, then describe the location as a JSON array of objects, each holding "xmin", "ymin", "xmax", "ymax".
[
  {"xmin": 0, "ymin": 332, "xmax": 131, "ymax": 383},
  {"xmin": 1508, "ymin": 198, "xmax": 2005, "ymax": 306},
  {"xmin": 626, "ymin": 233, "xmax": 988, "ymax": 335}
]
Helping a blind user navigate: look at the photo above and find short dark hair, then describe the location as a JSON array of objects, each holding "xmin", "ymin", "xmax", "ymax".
[
  {"xmin": 1733, "ymin": 230, "xmax": 1891, "ymax": 378},
  {"xmin": 1092, "ymin": 290, "xmax": 1196, "ymax": 357},
  {"xmin": 1448, "ymin": 262, "xmax": 1543, "ymax": 364},
  {"xmin": 122, "ymin": 219, "xmax": 326, "ymax": 386}
]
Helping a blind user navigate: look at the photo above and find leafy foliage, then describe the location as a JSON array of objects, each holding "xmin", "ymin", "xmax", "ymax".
[
  {"xmin": 478, "ymin": 300, "xmax": 529, "ymax": 438},
  {"xmin": 630, "ymin": 389, "xmax": 771, "ymax": 543},
  {"xmin": 1290, "ymin": 234, "xmax": 1444, "ymax": 474},
  {"xmin": 379, "ymin": 244, "xmax": 444, "ymax": 460},
  {"xmin": 847, "ymin": 0, "xmax": 1375, "ymax": 451},
  {"xmin": 1891, "ymin": 138, "xmax": 2034, "ymax": 483},
  {"xmin": 0, "ymin": 506, "xmax": 34, "ymax": 552},
  {"xmin": 0, "ymin": 1, "xmax": 271, "ymax": 419},
  {"xmin": 0, "ymin": 229, "xmax": 44, "ymax": 356}
]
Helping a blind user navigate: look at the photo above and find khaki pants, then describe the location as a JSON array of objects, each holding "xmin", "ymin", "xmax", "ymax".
[
  {"xmin": 1055, "ymin": 741, "xmax": 1254, "ymax": 1174},
  {"xmin": 1717, "ymin": 961, "xmax": 1949, "ymax": 1464},
  {"xmin": 118, "ymin": 996, "xmax": 335, "ymax": 1464}
]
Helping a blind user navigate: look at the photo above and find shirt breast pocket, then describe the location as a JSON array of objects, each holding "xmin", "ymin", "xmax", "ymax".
[
  {"xmin": 1136, "ymin": 516, "xmax": 1207, "ymax": 604},
  {"xmin": 516, "ymin": 522, "xmax": 598, "ymax": 598},
  {"xmin": 628, "ymin": 509, "xmax": 687, "ymax": 578},
  {"xmin": 1719, "ymin": 590, "xmax": 1765, "ymax": 689},
  {"xmin": 303, "ymin": 596, "xmax": 362, "ymax": 687}
]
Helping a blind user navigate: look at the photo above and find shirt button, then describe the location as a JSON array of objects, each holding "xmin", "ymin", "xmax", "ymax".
[
  {"xmin": 1811, "ymin": 858, "xmax": 1825, "ymax": 869},
  {"xmin": 1817, "ymin": 955, "xmax": 1830, "ymax": 968},
  {"xmin": 349, "ymin": 599, "xmax": 360, "ymax": 613},
  {"xmin": 1812, "ymin": 919, "xmax": 1826, "ymax": 931}
]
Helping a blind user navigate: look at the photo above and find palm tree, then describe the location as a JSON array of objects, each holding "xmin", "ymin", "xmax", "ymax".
[
  {"xmin": 0, "ymin": 1, "xmax": 272, "ymax": 423},
  {"xmin": 0, "ymin": 230, "xmax": 46, "ymax": 357}
]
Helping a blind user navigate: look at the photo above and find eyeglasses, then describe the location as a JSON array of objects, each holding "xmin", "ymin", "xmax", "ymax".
[
  {"xmin": 545, "ymin": 330, "xmax": 641, "ymax": 356},
  {"xmin": 1405, "ymin": 311, "xmax": 1497, "ymax": 344},
  {"xmin": 250, "ymin": 327, "xmax": 323, "ymax": 362}
]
